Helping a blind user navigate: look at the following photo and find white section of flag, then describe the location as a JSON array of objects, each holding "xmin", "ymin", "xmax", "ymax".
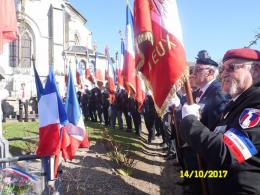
[
  {"xmin": 38, "ymin": 92, "xmax": 60, "ymax": 128},
  {"xmin": 152, "ymin": 0, "xmax": 184, "ymax": 46}
]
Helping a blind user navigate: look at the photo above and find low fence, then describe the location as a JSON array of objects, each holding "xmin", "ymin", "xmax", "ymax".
[{"xmin": 0, "ymin": 137, "xmax": 62, "ymax": 194}]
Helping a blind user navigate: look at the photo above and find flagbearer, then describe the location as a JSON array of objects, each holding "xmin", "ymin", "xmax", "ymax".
[
  {"xmin": 180, "ymin": 51, "xmax": 228, "ymax": 194},
  {"xmin": 180, "ymin": 48, "xmax": 260, "ymax": 194}
]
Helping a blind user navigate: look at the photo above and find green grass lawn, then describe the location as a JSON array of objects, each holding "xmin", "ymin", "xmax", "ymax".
[
  {"xmin": 87, "ymin": 121, "xmax": 143, "ymax": 152},
  {"xmin": 3, "ymin": 120, "xmax": 143, "ymax": 155}
]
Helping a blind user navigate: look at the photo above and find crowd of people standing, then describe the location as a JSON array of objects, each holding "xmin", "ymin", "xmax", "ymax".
[{"xmin": 78, "ymin": 47, "xmax": 260, "ymax": 195}]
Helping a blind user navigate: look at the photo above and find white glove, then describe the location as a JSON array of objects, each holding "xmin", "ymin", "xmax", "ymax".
[
  {"xmin": 170, "ymin": 96, "xmax": 181, "ymax": 108},
  {"xmin": 182, "ymin": 103, "xmax": 200, "ymax": 119}
]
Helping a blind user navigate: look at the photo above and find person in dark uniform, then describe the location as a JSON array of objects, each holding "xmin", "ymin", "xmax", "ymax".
[
  {"xmin": 121, "ymin": 89, "xmax": 132, "ymax": 132},
  {"xmin": 95, "ymin": 88, "xmax": 103, "ymax": 124},
  {"xmin": 129, "ymin": 97, "xmax": 142, "ymax": 136},
  {"xmin": 76, "ymin": 90, "xmax": 82, "ymax": 105},
  {"xmin": 193, "ymin": 50, "xmax": 229, "ymax": 129},
  {"xmin": 115, "ymin": 89, "xmax": 124, "ymax": 130},
  {"xmin": 102, "ymin": 89, "xmax": 110, "ymax": 126},
  {"xmin": 81, "ymin": 88, "xmax": 91, "ymax": 122},
  {"xmin": 89, "ymin": 87, "xmax": 98, "ymax": 122},
  {"xmin": 154, "ymin": 112, "xmax": 163, "ymax": 137},
  {"xmin": 181, "ymin": 50, "xmax": 229, "ymax": 195},
  {"xmin": 143, "ymin": 93, "xmax": 156, "ymax": 143},
  {"xmin": 180, "ymin": 48, "xmax": 260, "ymax": 195}
]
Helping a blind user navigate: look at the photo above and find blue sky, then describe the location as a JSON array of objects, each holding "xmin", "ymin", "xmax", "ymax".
[{"xmin": 70, "ymin": 0, "xmax": 260, "ymax": 62}]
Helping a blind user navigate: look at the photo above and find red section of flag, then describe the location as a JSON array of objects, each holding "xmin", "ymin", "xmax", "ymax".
[
  {"xmin": 0, "ymin": 0, "xmax": 18, "ymax": 53},
  {"xmin": 61, "ymin": 124, "xmax": 90, "ymax": 161},
  {"xmin": 36, "ymin": 124, "xmax": 61, "ymax": 156},
  {"xmin": 124, "ymin": 51, "xmax": 136, "ymax": 95},
  {"xmin": 123, "ymin": 4, "xmax": 136, "ymax": 96},
  {"xmin": 95, "ymin": 56, "xmax": 106, "ymax": 88},
  {"xmin": 136, "ymin": 74, "xmax": 146, "ymax": 111},
  {"xmin": 117, "ymin": 69, "xmax": 124, "ymax": 89},
  {"xmin": 76, "ymin": 69, "xmax": 82, "ymax": 89},
  {"xmin": 134, "ymin": 0, "xmax": 188, "ymax": 115},
  {"xmin": 85, "ymin": 68, "xmax": 94, "ymax": 84}
]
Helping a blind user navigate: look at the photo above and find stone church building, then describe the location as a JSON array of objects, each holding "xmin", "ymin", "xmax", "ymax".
[{"xmin": 0, "ymin": 0, "xmax": 99, "ymax": 117}]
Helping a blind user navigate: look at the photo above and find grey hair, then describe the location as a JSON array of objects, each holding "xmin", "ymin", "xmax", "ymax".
[
  {"xmin": 201, "ymin": 64, "xmax": 219, "ymax": 79},
  {"xmin": 243, "ymin": 61, "xmax": 260, "ymax": 72}
]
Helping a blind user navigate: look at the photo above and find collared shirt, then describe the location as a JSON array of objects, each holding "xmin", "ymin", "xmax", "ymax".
[{"xmin": 196, "ymin": 79, "xmax": 215, "ymax": 103}]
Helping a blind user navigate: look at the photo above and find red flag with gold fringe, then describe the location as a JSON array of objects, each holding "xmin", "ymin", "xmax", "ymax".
[
  {"xmin": 134, "ymin": 0, "xmax": 188, "ymax": 116},
  {"xmin": 136, "ymin": 73, "xmax": 146, "ymax": 111}
]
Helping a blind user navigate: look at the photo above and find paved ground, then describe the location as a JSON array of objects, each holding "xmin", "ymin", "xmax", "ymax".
[{"xmin": 61, "ymin": 130, "xmax": 186, "ymax": 195}]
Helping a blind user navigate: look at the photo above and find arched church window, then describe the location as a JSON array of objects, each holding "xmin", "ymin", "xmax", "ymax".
[
  {"xmin": 9, "ymin": 36, "xmax": 19, "ymax": 67},
  {"xmin": 20, "ymin": 32, "xmax": 32, "ymax": 68}
]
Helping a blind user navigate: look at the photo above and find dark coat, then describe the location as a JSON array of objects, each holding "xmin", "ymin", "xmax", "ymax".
[
  {"xmin": 180, "ymin": 83, "xmax": 260, "ymax": 195},
  {"xmin": 196, "ymin": 80, "xmax": 229, "ymax": 129}
]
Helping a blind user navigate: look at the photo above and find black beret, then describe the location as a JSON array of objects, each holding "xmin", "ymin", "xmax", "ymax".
[{"xmin": 196, "ymin": 50, "xmax": 218, "ymax": 67}]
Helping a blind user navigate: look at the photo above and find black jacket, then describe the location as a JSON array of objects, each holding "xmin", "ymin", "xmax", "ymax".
[
  {"xmin": 196, "ymin": 80, "xmax": 229, "ymax": 129},
  {"xmin": 180, "ymin": 83, "xmax": 260, "ymax": 195}
]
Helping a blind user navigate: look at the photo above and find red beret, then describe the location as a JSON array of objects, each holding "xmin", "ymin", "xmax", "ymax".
[{"xmin": 223, "ymin": 48, "xmax": 260, "ymax": 62}]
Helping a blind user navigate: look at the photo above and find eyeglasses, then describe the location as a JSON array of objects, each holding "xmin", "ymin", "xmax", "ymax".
[{"xmin": 222, "ymin": 63, "xmax": 250, "ymax": 73}]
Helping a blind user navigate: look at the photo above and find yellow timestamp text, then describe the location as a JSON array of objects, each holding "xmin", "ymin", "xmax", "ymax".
[{"xmin": 180, "ymin": 170, "xmax": 228, "ymax": 178}]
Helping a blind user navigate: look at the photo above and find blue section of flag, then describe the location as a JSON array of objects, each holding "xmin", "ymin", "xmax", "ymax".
[
  {"xmin": 36, "ymin": 65, "xmax": 68, "ymax": 125},
  {"xmin": 5, "ymin": 167, "xmax": 38, "ymax": 182},
  {"xmin": 126, "ymin": 3, "xmax": 134, "ymax": 27},
  {"xmin": 33, "ymin": 64, "xmax": 44, "ymax": 100},
  {"xmin": 121, "ymin": 39, "xmax": 125, "ymax": 55},
  {"xmin": 229, "ymin": 128, "xmax": 258, "ymax": 156},
  {"xmin": 65, "ymin": 67, "xmax": 81, "ymax": 125}
]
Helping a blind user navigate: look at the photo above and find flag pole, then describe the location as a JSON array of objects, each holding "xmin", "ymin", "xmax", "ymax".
[{"xmin": 183, "ymin": 77, "xmax": 209, "ymax": 195}]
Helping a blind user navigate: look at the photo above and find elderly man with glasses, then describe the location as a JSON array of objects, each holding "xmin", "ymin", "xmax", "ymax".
[
  {"xmin": 193, "ymin": 50, "xmax": 229, "ymax": 129},
  {"xmin": 180, "ymin": 50, "xmax": 229, "ymax": 195},
  {"xmin": 180, "ymin": 48, "xmax": 260, "ymax": 194}
]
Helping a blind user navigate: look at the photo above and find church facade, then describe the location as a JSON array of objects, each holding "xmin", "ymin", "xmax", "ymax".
[{"xmin": 0, "ymin": 0, "xmax": 96, "ymax": 99}]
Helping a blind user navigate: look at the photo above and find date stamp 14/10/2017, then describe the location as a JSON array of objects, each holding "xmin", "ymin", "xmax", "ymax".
[{"xmin": 180, "ymin": 170, "xmax": 228, "ymax": 178}]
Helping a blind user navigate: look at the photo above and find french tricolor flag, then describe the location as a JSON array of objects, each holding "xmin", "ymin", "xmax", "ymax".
[
  {"xmin": 35, "ymin": 65, "xmax": 68, "ymax": 157},
  {"xmin": 62, "ymin": 67, "xmax": 90, "ymax": 161},
  {"xmin": 85, "ymin": 60, "xmax": 95, "ymax": 84},
  {"xmin": 95, "ymin": 53, "xmax": 106, "ymax": 88},
  {"xmin": 117, "ymin": 39, "xmax": 125, "ymax": 89},
  {"xmin": 34, "ymin": 65, "xmax": 68, "ymax": 179},
  {"xmin": 105, "ymin": 48, "xmax": 116, "ymax": 102},
  {"xmin": 123, "ymin": 3, "xmax": 136, "ymax": 95}
]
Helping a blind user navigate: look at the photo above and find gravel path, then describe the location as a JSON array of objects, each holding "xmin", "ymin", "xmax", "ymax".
[{"xmin": 61, "ymin": 130, "xmax": 185, "ymax": 195}]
